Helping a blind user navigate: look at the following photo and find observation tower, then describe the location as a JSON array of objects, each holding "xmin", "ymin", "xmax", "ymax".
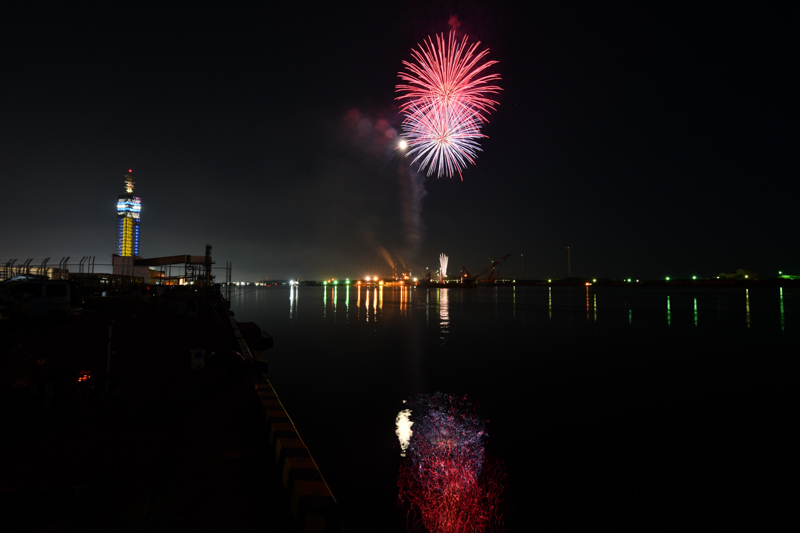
[{"xmin": 116, "ymin": 170, "xmax": 141, "ymax": 257}]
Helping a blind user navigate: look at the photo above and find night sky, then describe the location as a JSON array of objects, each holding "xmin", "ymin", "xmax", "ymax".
[{"xmin": 2, "ymin": 2, "xmax": 797, "ymax": 282}]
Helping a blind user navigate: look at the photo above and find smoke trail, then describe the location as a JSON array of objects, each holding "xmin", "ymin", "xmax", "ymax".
[
  {"xmin": 397, "ymin": 163, "xmax": 427, "ymax": 261},
  {"xmin": 342, "ymin": 108, "xmax": 427, "ymax": 268},
  {"xmin": 377, "ymin": 245, "xmax": 394, "ymax": 270}
]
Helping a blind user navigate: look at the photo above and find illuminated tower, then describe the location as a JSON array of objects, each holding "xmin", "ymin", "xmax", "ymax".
[{"xmin": 116, "ymin": 170, "xmax": 141, "ymax": 257}]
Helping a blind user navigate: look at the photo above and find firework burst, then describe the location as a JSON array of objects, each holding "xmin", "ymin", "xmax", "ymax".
[{"xmin": 397, "ymin": 32, "xmax": 501, "ymax": 179}]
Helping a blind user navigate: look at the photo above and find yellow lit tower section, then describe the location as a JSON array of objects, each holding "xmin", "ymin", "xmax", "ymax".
[{"xmin": 116, "ymin": 170, "xmax": 141, "ymax": 257}]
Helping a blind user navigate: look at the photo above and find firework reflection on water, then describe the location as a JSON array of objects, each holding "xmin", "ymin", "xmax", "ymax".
[{"xmin": 397, "ymin": 393, "xmax": 506, "ymax": 533}]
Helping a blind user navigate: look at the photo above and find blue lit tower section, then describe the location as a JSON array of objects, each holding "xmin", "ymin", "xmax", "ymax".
[{"xmin": 116, "ymin": 171, "xmax": 141, "ymax": 257}]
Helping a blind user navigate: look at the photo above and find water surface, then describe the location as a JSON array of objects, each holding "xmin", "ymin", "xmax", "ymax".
[{"xmin": 232, "ymin": 285, "xmax": 799, "ymax": 530}]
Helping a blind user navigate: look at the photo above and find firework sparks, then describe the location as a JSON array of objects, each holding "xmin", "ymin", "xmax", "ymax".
[
  {"xmin": 397, "ymin": 393, "xmax": 506, "ymax": 533},
  {"xmin": 397, "ymin": 32, "xmax": 501, "ymax": 179}
]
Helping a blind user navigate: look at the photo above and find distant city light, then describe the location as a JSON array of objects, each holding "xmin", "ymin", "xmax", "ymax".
[{"xmin": 666, "ymin": 277, "xmax": 670, "ymax": 281}]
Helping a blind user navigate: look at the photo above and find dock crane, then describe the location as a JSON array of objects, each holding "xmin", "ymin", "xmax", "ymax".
[
  {"xmin": 461, "ymin": 254, "xmax": 512, "ymax": 284},
  {"xmin": 483, "ymin": 254, "xmax": 512, "ymax": 283}
]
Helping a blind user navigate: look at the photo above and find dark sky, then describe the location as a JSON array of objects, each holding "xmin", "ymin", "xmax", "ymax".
[{"xmin": 2, "ymin": 2, "xmax": 797, "ymax": 281}]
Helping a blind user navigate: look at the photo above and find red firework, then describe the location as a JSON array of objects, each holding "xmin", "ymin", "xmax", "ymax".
[
  {"xmin": 398, "ymin": 393, "xmax": 506, "ymax": 533},
  {"xmin": 396, "ymin": 33, "xmax": 501, "ymax": 179}
]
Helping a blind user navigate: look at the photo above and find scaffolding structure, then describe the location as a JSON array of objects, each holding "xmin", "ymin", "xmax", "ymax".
[{"xmin": 2, "ymin": 250, "xmax": 232, "ymax": 301}]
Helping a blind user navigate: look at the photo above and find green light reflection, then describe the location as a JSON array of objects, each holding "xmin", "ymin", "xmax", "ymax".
[
  {"xmin": 780, "ymin": 287, "xmax": 785, "ymax": 331},
  {"xmin": 667, "ymin": 296, "xmax": 671, "ymax": 327}
]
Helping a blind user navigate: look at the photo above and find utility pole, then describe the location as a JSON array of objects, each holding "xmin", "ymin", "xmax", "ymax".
[{"xmin": 567, "ymin": 247, "xmax": 571, "ymax": 278}]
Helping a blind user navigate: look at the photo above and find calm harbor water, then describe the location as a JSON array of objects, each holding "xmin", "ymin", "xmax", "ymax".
[{"xmin": 231, "ymin": 285, "xmax": 798, "ymax": 531}]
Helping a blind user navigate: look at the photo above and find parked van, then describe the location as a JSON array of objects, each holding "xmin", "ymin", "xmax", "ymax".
[{"xmin": 0, "ymin": 279, "xmax": 83, "ymax": 319}]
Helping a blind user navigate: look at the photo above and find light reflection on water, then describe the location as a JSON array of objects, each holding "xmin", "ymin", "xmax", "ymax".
[
  {"xmin": 438, "ymin": 288, "xmax": 449, "ymax": 343},
  {"xmin": 667, "ymin": 295, "xmax": 671, "ymax": 327},
  {"xmin": 585, "ymin": 286, "xmax": 590, "ymax": 321},
  {"xmin": 235, "ymin": 285, "xmax": 794, "ymax": 333},
  {"xmin": 746, "ymin": 289, "xmax": 751, "ymax": 329}
]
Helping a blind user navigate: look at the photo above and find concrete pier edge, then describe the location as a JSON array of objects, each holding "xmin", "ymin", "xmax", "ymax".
[{"xmin": 228, "ymin": 313, "xmax": 344, "ymax": 533}]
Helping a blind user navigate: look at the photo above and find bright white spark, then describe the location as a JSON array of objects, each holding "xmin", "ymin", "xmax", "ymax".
[{"xmin": 396, "ymin": 408, "xmax": 414, "ymax": 457}]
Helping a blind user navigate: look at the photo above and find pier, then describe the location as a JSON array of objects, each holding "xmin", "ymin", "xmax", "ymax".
[{"xmin": 1, "ymin": 286, "xmax": 338, "ymax": 532}]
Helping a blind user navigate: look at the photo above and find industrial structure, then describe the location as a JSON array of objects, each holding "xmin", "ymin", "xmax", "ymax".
[
  {"xmin": 116, "ymin": 170, "xmax": 141, "ymax": 257},
  {"xmin": 461, "ymin": 254, "xmax": 511, "ymax": 285}
]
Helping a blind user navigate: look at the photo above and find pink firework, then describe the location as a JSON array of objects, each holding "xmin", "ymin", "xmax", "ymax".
[{"xmin": 397, "ymin": 32, "xmax": 501, "ymax": 179}]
